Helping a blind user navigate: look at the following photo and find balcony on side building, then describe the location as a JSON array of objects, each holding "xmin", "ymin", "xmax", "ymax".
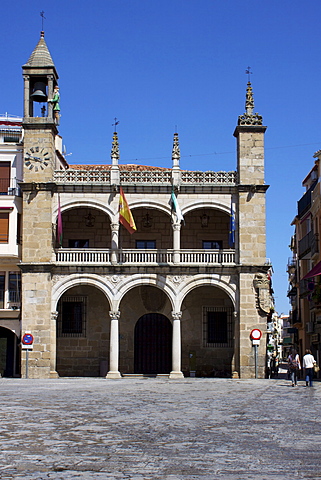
[
  {"xmin": 297, "ymin": 180, "xmax": 317, "ymax": 218},
  {"xmin": 298, "ymin": 231, "xmax": 319, "ymax": 259}
]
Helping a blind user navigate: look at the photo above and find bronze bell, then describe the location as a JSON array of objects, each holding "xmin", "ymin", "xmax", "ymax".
[{"xmin": 30, "ymin": 82, "xmax": 47, "ymax": 102}]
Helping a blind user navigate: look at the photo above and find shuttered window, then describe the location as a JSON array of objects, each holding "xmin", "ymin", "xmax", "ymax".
[
  {"xmin": 0, "ymin": 162, "xmax": 10, "ymax": 194},
  {"xmin": 0, "ymin": 213, "xmax": 9, "ymax": 243}
]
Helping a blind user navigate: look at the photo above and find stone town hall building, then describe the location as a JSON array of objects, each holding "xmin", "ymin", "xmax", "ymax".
[{"xmin": 0, "ymin": 32, "xmax": 273, "ymax": 379}]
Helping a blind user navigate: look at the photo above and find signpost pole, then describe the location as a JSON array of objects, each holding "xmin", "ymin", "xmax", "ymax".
[
  {"xmin": 254, "ymin": 344, "xmax": 258, "ymax": 379},
  {"xmin": 26, "ymin": 349, "xmax": 29, "ymax": 379},
  {"xmin": 21, "ymin": 333, "xmax": 34, "ymax": 379},
  {"xmin": 250, "ymin": 329, "xmax": 262, "ymax": 379}
]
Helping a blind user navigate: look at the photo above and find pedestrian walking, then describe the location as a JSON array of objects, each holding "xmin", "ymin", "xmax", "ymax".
[
  {"xmin": 302, "ymin": 349, "xmax": 316, "ymax": 387},
  {"xmin": 288, "ymin": 349, "xmax": 301, "ymax": 387}
]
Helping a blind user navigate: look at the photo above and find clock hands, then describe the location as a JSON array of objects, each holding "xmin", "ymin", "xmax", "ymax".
[{"xmin": 25, "ymin": 153, "xmax": 42, "ymax": 161}]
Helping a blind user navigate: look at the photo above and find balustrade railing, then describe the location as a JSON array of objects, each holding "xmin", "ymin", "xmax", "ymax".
[
  {"xmin": 54, "ymin": 169, "xmax": 236, "ymax": 185},
  {"xmin": 54, "ymin": 248, "xmax": 235, "ymax": 265},
  {"xmin": 55, "ymin": 249, "xmax": 111, "ymax": 263},
  {"xmin": 179, "ymin": 249, "xmax": 235, "ymax": 264}
]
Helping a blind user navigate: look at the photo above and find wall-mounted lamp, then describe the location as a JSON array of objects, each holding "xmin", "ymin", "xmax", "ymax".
[
  {"xmin": 200, "ymin": 213, "xmax": 209, "ymax": 228},
  {"xmin": 84, "ymin": 212, "xmax": 95, "ymax": 227}
]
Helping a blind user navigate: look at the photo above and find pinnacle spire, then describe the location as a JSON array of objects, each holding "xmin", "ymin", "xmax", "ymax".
[
  {"xmin": 238, "ymin": 81, "xmax": 262, "ymax": 126},
  {"xmin": 172, "ymin": 132, "xmax": 180, "ymax": 169},
  {"xmin": 111, "ymin": 131, "xmax": 120, "ymax": 165},
  {"xmin": 24, "ymin": 31, "xmax": 55, "ymax": 67}
]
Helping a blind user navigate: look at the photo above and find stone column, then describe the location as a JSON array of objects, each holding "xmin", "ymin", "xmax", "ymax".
[
  {"xmin": 111, "ymin": 223, "xmax": 119, "ymax": 265},
  {"xmin": 106, "ymin": 311, "xmax": 121, "ymax": 379},
  {"xmin": 47, "ymin": 75, "xmax": 54, "ymax": 120},
  {"xmin": 172, "ymin": 222, "xmax": 181, "ymax": 265},
  {"xmin": 23, "ymin": 75, "xmax": 30, "ymax": 117},
  {"xmin": 50, "ymin": 311, "xmax": 59, "ymax": 378},
  {"xmin": 169, "ymin": 311, "xmax": 184, "ymax": 379}
]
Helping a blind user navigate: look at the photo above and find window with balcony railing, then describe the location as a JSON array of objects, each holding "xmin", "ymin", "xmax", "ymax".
[{"xmin": 298, "ymin": 180, "xmax": 318, "ymax": 218}]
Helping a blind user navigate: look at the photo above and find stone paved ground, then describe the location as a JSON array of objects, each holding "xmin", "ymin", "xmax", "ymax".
[{"xmin": 0, "ymin": 376, "xmax": 320, "ymax": 480}]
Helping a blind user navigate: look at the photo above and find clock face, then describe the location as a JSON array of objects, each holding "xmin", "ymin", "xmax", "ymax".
[{"xmin": 24, "ymin": 145, "xmax": 51, "ymax": 171}]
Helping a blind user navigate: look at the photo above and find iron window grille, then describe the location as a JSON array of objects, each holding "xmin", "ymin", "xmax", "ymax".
[
  {"xmin": 203, "ymin": 306, "xmax": 233, "ymax": 348},
  {"xmin": 57, "ymin": 296, "xmax": 87, "ymax": 337}
]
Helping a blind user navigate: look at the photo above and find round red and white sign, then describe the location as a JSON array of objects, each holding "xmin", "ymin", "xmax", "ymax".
[{"xmin": 250, "ymin": 329, "xmax": 262, "ymax": 340}]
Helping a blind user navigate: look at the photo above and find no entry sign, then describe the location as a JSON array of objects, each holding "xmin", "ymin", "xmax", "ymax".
[{"xmin": 250, "ymin": 329, "xmax": 262, "ymax": 341}]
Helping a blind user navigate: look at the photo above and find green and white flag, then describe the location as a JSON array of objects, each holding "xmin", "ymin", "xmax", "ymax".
[{"xmin": 171, "ymin": 190, "xmax": 184, "ymax": 223}]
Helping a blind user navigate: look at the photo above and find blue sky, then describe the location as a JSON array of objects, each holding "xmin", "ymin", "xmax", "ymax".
[{"xmin": 1, "ymin": 1, "xmax": 321, "ymax": 315}]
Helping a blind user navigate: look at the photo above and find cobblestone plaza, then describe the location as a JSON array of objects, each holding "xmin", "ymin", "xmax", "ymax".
[{"xmin": 0, "ymin": 377, "xmax": 320, "ymax": 479}]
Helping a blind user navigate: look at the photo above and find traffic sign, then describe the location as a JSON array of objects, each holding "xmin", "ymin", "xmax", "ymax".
[
  {"xmin": 22, "ymin": 333, "xmax": 34, "ymax": 345},
  {"xmin": 250, "ymin": 329, "xmax": 262, "ymax": 340}
]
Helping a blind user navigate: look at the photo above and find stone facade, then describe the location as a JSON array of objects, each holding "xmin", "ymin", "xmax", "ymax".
[{"xmin": 15, "ymin": 33, "xmax": 273, "ymax": 380}]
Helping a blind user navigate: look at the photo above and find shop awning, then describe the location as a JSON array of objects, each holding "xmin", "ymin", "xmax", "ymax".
[{"xmin": 303, "ymin": 261, "xmax": 321, "ymax": 279}]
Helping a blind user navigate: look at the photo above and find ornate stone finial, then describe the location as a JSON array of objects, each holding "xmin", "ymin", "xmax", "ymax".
[
  {"xmin": 111, "ymin": 131, "xmax": 120, "ymax": 165},
  {"xmin": 245, "ymin": 81, "xmax": 254, "ymax": 115},
  {"xmin": 238, "ymin": 81, "xmax": 263, "ymax": 126},
  {"xmin": 172, "ymin": 132, "xmax": 180, "ymax": 168}
]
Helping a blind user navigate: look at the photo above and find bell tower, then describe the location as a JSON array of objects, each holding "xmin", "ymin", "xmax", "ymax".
[
  {"xmin": 20, "ymin": 32, "xmax": 60, "ymax": 378},
  {"xmin": 22, "ymin": 31, "xmax": 59, "ymax": 183},
  {"xmin": 234, "ymin": 81, "xmax": 270, "ymax": 378}
]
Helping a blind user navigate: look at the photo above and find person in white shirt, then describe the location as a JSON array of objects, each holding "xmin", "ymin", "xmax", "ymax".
[{"xmin": 302, "ymin": 349, "xmax": 316, "ymax": 387}]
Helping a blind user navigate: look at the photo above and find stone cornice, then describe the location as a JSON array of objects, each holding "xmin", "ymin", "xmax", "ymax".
[
  {"xmin": 19, "ymin": 263, "xmax": 54, "ymax": 273},
  {"xmin": 19, "ymin": 182, "xmax": 57, "ymax": 193},
  {"xmin": 233, "ymin": 125, "xmax": 267, "ymax": 137},
  {"xmin": 237, "ymin": 184, "xmax": 269, "ymax": 193}
]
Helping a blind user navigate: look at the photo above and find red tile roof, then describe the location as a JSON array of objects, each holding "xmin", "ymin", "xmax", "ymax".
[{"xmin": 70, "ymin": 164, "xmax": 170, "ymax": 171}]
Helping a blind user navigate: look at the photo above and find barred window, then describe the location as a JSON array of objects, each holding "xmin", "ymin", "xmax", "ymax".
[
  {"xmin": 203, "ymin": 307, "xmax": 233, "ymax": 347},
  {"xmin": 57, "ymin": 296, "xmax": 87, "ymax": 337}
]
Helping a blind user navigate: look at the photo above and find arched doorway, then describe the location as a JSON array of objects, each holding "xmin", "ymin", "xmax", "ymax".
[
  {"xmin": 0, "ymin": 327, "xmax": 19, "ymax": 377},
  {"xmin": 134, "ymin": 313, "xmax": 172, "ymax": 374}
]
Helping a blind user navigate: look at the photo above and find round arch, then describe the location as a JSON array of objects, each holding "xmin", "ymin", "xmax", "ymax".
[
  {"xmin": 52, "ymin": 274, "xmax": 114, "ymax": 312},
  {"xmin": 0, "ymin": 326, "xmax": 20, "ymax": 377},
  {"xmin": 114, "ymin": 274, "xmax": 176, "ymax": 312},
  {"xmin": 128, "ymin": 200, "xmax": 172, "ymax": 217},
  {"xmin": 174, "ymin": 274, "xmax": 236, "ymax": 311},
  {"xmin": 182, "ymin": 200, "xmax": 231, "ymax": 216},
  {"xmin": 52, "ymin": 199, "xmax": 115, "ymax": 223}
]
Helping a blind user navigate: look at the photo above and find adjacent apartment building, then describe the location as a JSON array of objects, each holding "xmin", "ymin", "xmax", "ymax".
[
  {"xmin": 288, "ymin": 150, "xmax": 321, "ymax": 367},
  {"xmin": 0, "ymin": 114, "xmax": 23, "ymax": 377},
  {"xmin": 1, "ymin": 32, "xmax": 273, "ymax": 379}
]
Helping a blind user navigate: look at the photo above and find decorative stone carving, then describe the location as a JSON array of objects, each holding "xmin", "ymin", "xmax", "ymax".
[
  {"xmin": 111, "ymin": 131, "xmax": 120, "ymax": 163},
  {"xmin": 253, "ymin": 273, "xmax": 272, "ymax": 314},
  {"xmin": 238, "ymin": 81, "xmax": 263, "ymax": 126},
  {"xmin": 109, "ymin": 311, "xmax": 120, "ymax": 320},
  {"xmin": 171, "ymin": 311, "xmax": 182, "ymax": 321},
  {"xmin": 140, "ymin": 286, "xmax": 167, "ymax": 311},
  {"xmin": 167, "ymin": 275, "xmax": 189, "ymax": 284}
]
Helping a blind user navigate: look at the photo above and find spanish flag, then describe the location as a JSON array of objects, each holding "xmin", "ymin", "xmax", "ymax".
[{"xmin": 119, "ymin": 187, "xmax": 137, "ymax": 234}]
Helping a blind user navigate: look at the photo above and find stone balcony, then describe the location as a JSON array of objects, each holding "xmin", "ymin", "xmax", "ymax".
[{"xmin": 54, "ymin": 248, "xmax": 236, "ymax": 266}]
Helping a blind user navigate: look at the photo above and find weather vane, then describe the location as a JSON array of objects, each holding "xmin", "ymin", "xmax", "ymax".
[
  {"xmin": 245, "ymin": 66, "xmax": 252, "ymax": 82},
  {"xmin": 40, "ymin": 11, "xmax": 46, "ymax": 31},
  {"xmin": 112, "ymin": 117, "xmax": 119, "ymax": 131}
]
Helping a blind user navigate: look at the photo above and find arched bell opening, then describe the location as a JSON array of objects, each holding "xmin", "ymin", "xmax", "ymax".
[
  {"xmin": 56, "ymin": 285, "xmax": 110, "ymax": 377},
  {"xmin": 0, "ymin": 326, "xmax": 20, "ymax": 377}
]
